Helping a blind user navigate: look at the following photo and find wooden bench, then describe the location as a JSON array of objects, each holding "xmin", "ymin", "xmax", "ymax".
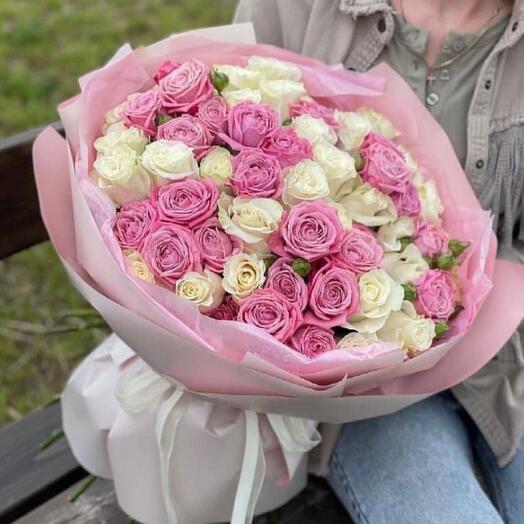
[{"xmin": 0, "ymin": 126, "xmax": 349, "ymax": 523}]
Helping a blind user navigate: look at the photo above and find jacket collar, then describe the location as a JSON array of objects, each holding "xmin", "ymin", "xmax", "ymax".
[{"xmin": 338, "ymin": 0, "xmax": 524, "ymax": 46}]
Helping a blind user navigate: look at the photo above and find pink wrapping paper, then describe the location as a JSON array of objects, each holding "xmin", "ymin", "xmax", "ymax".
[{"xmin": 33, "ymin": 25, "xmax": 524, "ymax": 422}]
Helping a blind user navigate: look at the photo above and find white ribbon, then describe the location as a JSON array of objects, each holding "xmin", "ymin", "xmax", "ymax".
[{"xmin": 117, "ymin": 365, "xmax": 321, "ymax": 524}]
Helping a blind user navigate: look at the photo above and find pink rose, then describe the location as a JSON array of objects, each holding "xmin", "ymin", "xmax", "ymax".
[
  {"xmin": 154, "ymin": 60, "xmax": 180, "ymax": 84},
  {"xmin": 206, "ymin": 295, "xmax": 239, "ymax": 320},
  {"xmin": 122, "ymin": 90, "xmax": 161, "ymax": 136},
  {"xmin": 414, "ymin": 220, "xmax": 449, "ymax": 258},
  {"xmin": 222, "ymin": 101, "xmax": 278, "ymax": 149},
  {"xmin": 157, "ymin": 115, "xmax": 213, "ymax": 159},
  {"xmin": 260, "ymin": 127, "xmax": 313, "ymax": 169},
  {"xmin": 415, "ymin": 269, "xmax": 457, "ymax": 320},
  {"xmin": 269, "ymin": 200, "xmax": 344, "ymax": 261},
  {"xmin": 228, "ymin": 150, "xmax": 283, "ymax": 198},
  {"xmin": 194, "ymin": 217, "xmax": 243, "ymax": 273},
  {"xmin": 289, "ymin": 100, "xmax": 339, "ymax": 128},
  {"xmin": 333, "ymin": 226, "xmax": 383, "ymax": 273},
  {"xmin": 142, "ymin": 223, "xmax": 201, "ymax": 286},
  {"xmin": 237, "ymin": 288, "xmax": 303, "ymax": 342},
  {"xmin": 305, "ymin": 261, "xmax": 360, "ymax": 328},
  {"xmin": 391, "ymin": 182, "xmax": 421, "ymax": 217},
  {"xmin": 153, "ymin": 178, "xmax": 218, "ymax": 228},
  {"xmin": 289, "ymin": 324, "xmax": 336, "ymax": 358},
  {"xmin": 197, "ymin": 96, "xmax": 228, "ymax": 134},
  {"xmin": 360, "ymin": 133, "xmax": 411, "ymax": 195},
  {"xmin": 265, "ymin": 258, "xmax": 308, "ymax": 311},
  {"xmin": 113, "ymin": 199, "xmax": 157, "ymax": 251},
  {"xmin": 159, "ymin": 59, "xmax": 214, "ymax": 114}
]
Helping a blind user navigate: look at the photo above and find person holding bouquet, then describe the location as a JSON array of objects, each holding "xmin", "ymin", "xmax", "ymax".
[{"xmin": 235, "ymin": 0, "xmax": 524, "ymax": 522}]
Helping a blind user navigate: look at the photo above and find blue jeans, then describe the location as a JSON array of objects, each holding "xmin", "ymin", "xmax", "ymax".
[{"xmin": 327, "ymin": 394, "xmax": 524, "ymax": 524}]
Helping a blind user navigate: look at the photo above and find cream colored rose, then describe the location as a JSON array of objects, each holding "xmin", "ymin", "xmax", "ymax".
[
  {"xmin": 327, "ymin": 201, "xmax": 353, "ymax": 230},
  {"xmin": 413, "ymin": 174, "xmax": 444, "ymax": 225},
  {"xmin": 222, "ymin": 253, "xmax": 266, "ymax": 299},
  {"xmin": 337, "ymin": 182, "xmax": 397, "ymax": 227},
  {"xmin": 282, "ymin": 159, "xmax": 330, "ymax": 206},
  {"xmin": 335, "ymin": 110, "xmax": 372, "ymax": 151},
  {"xmin": 199, "ymin": 146, "xmax": 233, "ymax": 190},
  {"xmin": 141, "ymin": 140, "xmax": 198, "ymax": 184},
  {"xmin": 377, "ymin": 217, "xmax": 415, "ymax": 252},
  {"xmin": 313, "ymin": 142, "xmax": 357, "ymax": 197},
  {"xmin": 259, "ymin": 79, "xmax": 307, "ymax": 120},
  {"xmin": 398, "ymin": 145, "xmax": 419, "ymax": 175},
  {"xmin": 357, "ymin": 107, "xmax": 397, "ymax": 139},
  {"xmin": 214, "ymin": 64, "xmax": 260, "ymax": 90},
  {"xmin": 218, "ymin": 194, "xmax": 283, "ymax": 244},
  {"xmin": 222, "ymin": 88, "xmax": 262, "ymax": 106},
  {"xmin": 94, "ymin": 143, "xmax": 151, "ymax": 200},
  {"xmin": 175, "ymin": 270, "xmax": 225, "ymax": 313},
  {"xmin": 337, "ymin": 331, "xmax": 378, "ymax": 349},
  {"xmin": 382, "ymin": 244, "xmax": 429, "ymax": 284},
  {"xmin": 95, "ymin": 122, "xmax": 148, "ymax": 155},
  {"xmin": 345, "ymin": 268, "xmax": 404, "ymax": 333},
  {"xmin": 124, "ymin": 250, "xmax": 155, "ymax": 283},
  {"xmin": 377, "ymin": 301, "xmax": 435, "ymax": 356},
  {"xmin": 246, "ymin": 55, "xmax": 302, "ymax": 82},
  {"xmin": 102, "ymin": 102, "xmax": 125, "ymax": 131},
  {"xmin": 292, "ymin": 114, "xmax": 337, "ymax": 145}
]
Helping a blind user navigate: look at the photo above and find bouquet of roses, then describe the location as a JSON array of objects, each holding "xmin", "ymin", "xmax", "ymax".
[
  {"xmin": 32, "ymin": 24, "xmax": 524, "ymax": 524},
  {"xmin": 102, "ymin": 55, "xmax": 467, "ymax": 358}
]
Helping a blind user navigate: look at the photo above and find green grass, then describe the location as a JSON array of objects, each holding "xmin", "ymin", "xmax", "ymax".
[{"xmin": 0, "ymin": 0, "xmax": 237, "ymax": 425}]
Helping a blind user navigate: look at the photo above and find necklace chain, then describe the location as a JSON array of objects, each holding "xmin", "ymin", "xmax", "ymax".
[{"xmin": 398, "ymin": 0, "xmax": 508, "ymax": 78}]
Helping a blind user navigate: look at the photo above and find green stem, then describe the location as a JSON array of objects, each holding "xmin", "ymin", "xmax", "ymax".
[
  {"xmin": 69, "ymin": 475, "xmax": 96, "ymax": 503},
  {"xmin": 39, "ymin": 428, "xmax": 64, "ymax": 450}
]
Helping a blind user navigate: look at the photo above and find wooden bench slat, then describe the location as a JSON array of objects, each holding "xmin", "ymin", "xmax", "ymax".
[
  {"xmin": 0, "ymin": 123, "xmax": 64, "ymax": 259},
  {"xmin": 0, "ymin": 403, "xmax": 84, "ymax": 523}
]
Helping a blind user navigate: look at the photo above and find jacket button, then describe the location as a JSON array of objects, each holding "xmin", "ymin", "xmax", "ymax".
[
  {"xmin": 378, "ymin": 18, "xmax": 387, "ymax": 33},
  {"xmin": 512, "ymin": 21, "xmax": 519, "ymax": 32},
  {"xmin": 476, "ymin": 159, "xmax": 485, "ymax": 169},
  {"xmin": 485, "ymin": 79, "xmax": 492, "ymax": 89}
]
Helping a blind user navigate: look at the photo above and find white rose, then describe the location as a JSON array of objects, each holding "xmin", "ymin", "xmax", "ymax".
[
  {"xmin": 94, "ymin": 143, "xmax": 151, "ymax": 200},
  {"xmin": 214, "ymin": 64, "xmax": 260, "ymax": 90},
  {"xmin": 377, "ymin": 217, "xmax": 415, "ymax": 252},
  {"xmin": 259, "ymin": 79, "xmax": 307, "ymax": 120},
  {"xmin": 218, "ymin": 193, "xmax": 283, "ymax": 244},
  {"xmin": 327, "ymin": 201, "xmax": 353, "ymax": 230},
  {"xmin": 141, "ymin": 140, "xmax": 198, "ymax": 184},
  {"xmin": 382, "ymin": 244, "xmax": 429, "ymax": 284},
  {"xmin": 102, "ymin": 102, "xmax": 125, "ymax": 131},
  {"xmin": 337, "ymin": 182, "xmax": 397, "ymax": 227},
  {"xmin": 313, "ymin": 142, "xmax": 357, "ymax": 197},
  {"xmin": 222, "ymin": 88, "xmax": 262, "ymax": 106},
  {"xmin": 345, "ymin": 268, "xmax": 404, "ymax": 333},
  {"xmin": 246, "ymin": 55, "xmax": 302, "ymax": 82},
  {"xmin": 357, "ymin": 107, "xmax": 397, "ymax": 139},
  {"xmin": 292, "ymin": 114, "xmax": 337, "ymax": 145},
  {"xmin": 124, "ymin": 250, "xmax": 155, "ymax": 283},
  {"xmin": 398, "ymin": 145, "xmax": 419, "ymax": 175},
  {"xmin": 175, "ymin": 270, "xmax": 225, "ymax": 313},
  {"xmin": 199, "ymin": 146, "xmax": 233, "ymax": 190},
  {"xmin": 222, "ymin": 253, "xmax": 266, "ymax": 299},
  {"xmin": 377, "ymin": 301, "xmax": 435, "ymax": 356},
  {"xmin": 282, "ymin": 159, "xmax": 330, "ymax": 206},
  {"xmin": 335, "ymin": 110, "xmax": 372, "ymax": 151},
  {"xmin": 337, "ymin": 331, "xmax": 378, "ymax": 349},
  {"xmin": 95, "ymin": 122, "xmax": 148, "ymax": 155},
  {"xmin": 413, "ymin": 175, "xmax": 444, "ymax": 225}
]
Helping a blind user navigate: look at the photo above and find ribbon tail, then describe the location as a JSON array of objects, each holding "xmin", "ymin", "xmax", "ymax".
[
  {"xmin": 155, "ymin": 388, "xmax": 188, "ymax": 524},
  {"xmin": 231, "ymin": 410, "xmax": 266, "ymax": 524},
  {"xmin": 267, "ymin": 414, "xmax": 321, "ymax": 453}
]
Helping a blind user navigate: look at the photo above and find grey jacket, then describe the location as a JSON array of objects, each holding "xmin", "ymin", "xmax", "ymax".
[{"xmin": 235, "ymin": 0, "xmax": 524, "ymax": 466}]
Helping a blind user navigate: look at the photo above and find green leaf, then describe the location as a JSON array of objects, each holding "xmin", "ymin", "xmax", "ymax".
[
  {"xmin": 401, "ymin": 282, "xmax": 417, "ymax": 301},
  {"xmin": 448, "ymin": 239, "xmax": 469, "ymax": 258},
  {"xmin": 435, "ymin": 321, "xmax": 449, "ymax": 338},
  {"xmin": 211, "ymin": 69, "xmax": 229, "ymax": 93},
  {"xmin": 352, "ymin": 153, "xmax": 364, "ymax": 171},
  {"xmin": 292, "ymin": 258, "xmax": 312, "ymax": 278},
  {"xmin": 398, "ymin": 236, "xmax": 412, "ymax": 252},
  {"xmin": 435, "ymin": 254, "xmax": 456, "ymax": 270},
  {"xmin": 282, "ymin": 118, "xmax": 292, "ymax": 126},
  {"xmin": 449, "ymin": 304, "xmax": 464, "ymax": 320},
  {"xmin": 264, "ymin": 257, "xmax": 276, "ymax": 272}
]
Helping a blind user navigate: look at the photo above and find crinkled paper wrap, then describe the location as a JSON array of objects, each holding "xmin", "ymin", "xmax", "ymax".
[{"xmin": 63, "ymin": 334, "xmax": 315, "ymax": 524}]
